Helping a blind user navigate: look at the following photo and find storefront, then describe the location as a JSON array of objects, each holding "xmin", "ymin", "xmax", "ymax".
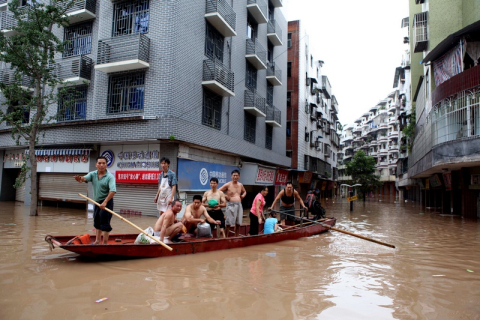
[
  {"xmin": 34, "ymin": 148, "xmax": 91, "ymax": 204},
  {"xmin": 2, "ymin": 149, "xmax": 27, "ymax": 202},
  {"xmin": 100, "ymin": 144, "xmax": 161, "ymax": 217},
  {"xmin": 239, "ymin": 163, "xmax": 277, "ymax": 208},
  {"xmin": 177, "ymin": 158, "xmax": 240, "ymax": 204}
]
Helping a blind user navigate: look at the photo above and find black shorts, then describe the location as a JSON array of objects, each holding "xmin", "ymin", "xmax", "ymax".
[
  {"xmin": 208, "ymin": 209, "xmax": 225, "ymax": 229},
  {"xmin": 93, "ymin": 198, "xmax": 114, "ymax": 232}
]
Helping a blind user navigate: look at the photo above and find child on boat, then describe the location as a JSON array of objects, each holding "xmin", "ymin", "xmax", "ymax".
[{"xmin": 264, "ymin": 211, "xmax": 280, "ymax": 234}]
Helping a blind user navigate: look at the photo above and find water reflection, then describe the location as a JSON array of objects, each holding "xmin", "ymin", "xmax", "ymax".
[{"xmin": 0, "ymin": 200, "xmax": 480, "ymax": 319}]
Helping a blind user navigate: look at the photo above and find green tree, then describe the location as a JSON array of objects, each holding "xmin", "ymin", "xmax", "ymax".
[
  {"xmin": 346, "ymin": 150, "xmax": 381, "ymax": 201},
  {"xmin": 0, "ymin": 0, "xmax": 75, "ymax": 216}
]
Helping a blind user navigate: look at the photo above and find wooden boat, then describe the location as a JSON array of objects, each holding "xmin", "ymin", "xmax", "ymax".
[{"xmin": 45, "ymin": 218, "xmax": 336, "ymax": 259}]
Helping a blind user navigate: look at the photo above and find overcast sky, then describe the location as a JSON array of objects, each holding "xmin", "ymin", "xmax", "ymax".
[{"xmin": 283, "ymin": 0, "xmax": 409, "ymax": 126}]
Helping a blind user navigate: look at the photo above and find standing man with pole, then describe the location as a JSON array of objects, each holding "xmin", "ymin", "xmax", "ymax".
[{"xmin": 74, "ymin": 156, "xmax": 116, "ymax": 245}]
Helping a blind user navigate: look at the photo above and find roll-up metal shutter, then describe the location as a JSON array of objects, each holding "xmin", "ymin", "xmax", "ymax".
[
  {"xmin": 39, "ymin": 173, "xmax": 88, "ymax": 203},
  {"xmin": 114, "ymin": 184, "xmax": 158, "ymax": 217},
  {"xmin": 15, "ymin": 183, "xmax": 25, "ymax": 202}
]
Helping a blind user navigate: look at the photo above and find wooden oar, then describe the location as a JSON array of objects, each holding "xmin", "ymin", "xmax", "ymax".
[
  {"xmin": 281, "ymin": 218, "xmax": 327, "ymax": 231},
  {"xmin": 78, "ymin": 193, "xmax": 173, "ymax": 251},
  {"xmin": 272, "ymin": 210, "xmax": 395, "ymax": 249}
]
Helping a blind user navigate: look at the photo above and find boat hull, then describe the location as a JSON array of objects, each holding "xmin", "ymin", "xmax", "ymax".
[{"xmin": 53, "ymin": 218, "xmax": 336, "ymax": 259}]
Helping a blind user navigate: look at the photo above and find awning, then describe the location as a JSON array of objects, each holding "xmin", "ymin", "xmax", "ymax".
[
  {"xmin": 25, "ymin": 148, "xmax": 92, "ymax": 156},
  {"xmin": 422, "ymin": 20, "xmax": 480, "ymax": 63}
]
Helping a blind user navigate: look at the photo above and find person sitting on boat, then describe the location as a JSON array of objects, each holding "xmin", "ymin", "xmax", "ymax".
[
  {"xmin": 249, "ymin": 186, "xmax": 268, "ymax": 235},
  {"xmin": 182, "ymin": 195, "xmax": 220, "ymax": 236},
  {"xmin": 263, "ymin": 211, "xmax": 280, "ymax": 234},
  {"xmin": 268, "ymin": 182, "xmax": 307, "ymax": 226},
  {"xmin": 154, "ymin": 200, "xmax": 184, "ymax": 243}
]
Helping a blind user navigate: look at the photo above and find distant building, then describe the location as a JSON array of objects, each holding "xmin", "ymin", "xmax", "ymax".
[
  {"xmin": 286, "ymin": 20, "xmax": 340, "ymax": 199},
  {"xmin": 408, "ymin": 0, "xmax": 480, "ymax": 218}
]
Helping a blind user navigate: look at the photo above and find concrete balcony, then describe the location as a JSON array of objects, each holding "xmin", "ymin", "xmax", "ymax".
[
  {"xmin": 267, "ymin": 19, "xmax": 282, "ymax": 46},
  {"xmin": 378, "ymin": 148, "xmax": 388, "ymax": 155},
  {"xmin": 244, "ymin": 89, "xmax": 266, "ymax": 117},
  {"xmin": 0, "ymin": 0, "xmax": 7, "ymax": 11},
  {"xmin": 388, "ymin": 144, "xmax": 399, "ymax": 151},
  {"xmin": 61, "ymin": 0, "xmax": 96, "ymax": 25},
  {"xmin": 246, "ymin": 0, "xmax": 267, "ymax": 24},
  {"xmin": 265, "ymin": 105, "xmax": 281, "ymax": 127},
  {"xmin": 270, "ymin": 0, "xmax": 283, "ymax": 7},
  {"xmin": 389, "ymin": 130, "xmax": 399, "ymax": 137},
  {"xmin": 388, "ymin": 104, "xmax": 397, "ymax": 112},
  {"xmin": 55, "ymin": 56, "xmax": 93, "ymax": 86},
  {"xmin": 246, "ymin": 39, "xmax": 267, "ymax": 70},
  {"xmin": 369, "ymin": 151, "xmax": 378, "ymax": 157},
  {"xmin": 343, "ymin": 134, "xmax": 353, "ymax": 142},
  {"xmin": 378, "ymin": 135, "xmax": 388, "ymax": 142},
  {"xmin": 202, "ymin": 59, "xmax": 235, "ymax": 97},
  {"xmin": 322, "ymin": 75, "xmax": 331, "ymax": 98},
  {"xmin": 205, "ymin": 0, "xmax": 237, "ymax": 37},
  {"xmin": 266, "ymin": 62, "xmax": 282, "ymax": 86},
  {"xmin": 388, "ymin": 117, "xmax": 396, "ymax": 125},
  {"xmin": 95, "ymin": 34, "xmax": 150, "ymax": 73}
]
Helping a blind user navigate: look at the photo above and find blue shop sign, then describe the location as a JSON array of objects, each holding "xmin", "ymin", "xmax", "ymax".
[
  {"xmin": 178, "ymin": 159, "xmax": 239, "ymax": 191},
  {"xmin": 101, "ymin": 150, "xmax": 115, "ymax": 168}
]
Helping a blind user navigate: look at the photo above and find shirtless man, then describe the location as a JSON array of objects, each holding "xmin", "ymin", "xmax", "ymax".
[
  {"xmin": 219, "ymin": 170, "xmax": 246, "ymax": 237},
  {"xmin": 154, "ymin": 200, "xmax": 184, "ymax": 242},
  {"xmin": 182, "ymin": 195, "xmax": 220, "ymax": 236},
  {"xmin": 202, "ymin": 177, "xmax": 227, "ymax": 238}
]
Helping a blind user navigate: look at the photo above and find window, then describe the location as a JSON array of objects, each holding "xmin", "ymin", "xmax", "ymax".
[
  {"xmin": 286, "ymin": 150, "xmax": 292, "ymax": 158},
  {"xmin": 107, "ymin": 72, "xmax": 145, "ymax": 114},
  {"xmin": 304, "ymin": 155, "xmax": 309, "ymax": 170},
  {"xmin": 202, "ymin": 89, "xmax": 222, "ymax": 130},
  {"xmin": 267, "ymin": 42, "xmax": 273, "ymax": 63},
  {"xmin": 287, "ymin": 92, "xmax": 291, "ymax": 107},
  {"xmin": 6, "ymin": 105, "xmax": 29, "ymax": 125},
  {"xmin": 286, "ymin": 121, "xmax": 291, "ymax": 137},
  {"xmin": 63, "ymin": 23, "xmax": 92, "ymax": 58},
  {"xmin": 287, "ymin": 33, "xmax": 292, "ymax": 48},
  {"xmin": 245, "ymin": 62, "xmax": 257, "ymax": 91},
  {"xmin": 287, "ymin": 62, "xmax": 291, "ymax": 77},
  {"xmin": 310, "ymin": 55, "xmax": 313, "ymax": 67},
  {"xmin": 266, "ymin": 125, "xmax": 272, "ymax": 150},
  {"xmin": 247, "ymin": 16, "xmax": 257, "ymax": 40},
  {"xmin": 205, "ymin": 22, "xmax": 224, "ymax": 61},
  {"xmin": 267, "ymin": 84, "xmax": 273, "ymax": 106},
  {"xmin": 57, "ymin": 86, "xmax": 88, "ymax": 122},
  {"xmin": 304, "ymin": 126, "xmax": 309, "ymax": 142},
  {"xmin": 244, "ymin": 112, "xmax": 256, "ymax": 143},
  {"xmin": 112, "ymin": 0, "xmax": 150, "ymax": 37}
]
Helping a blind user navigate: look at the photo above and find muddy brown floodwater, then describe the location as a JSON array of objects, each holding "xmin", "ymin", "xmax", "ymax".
[{"xmin": 0, "ymin": 199, "xmax": 479, "ymax": 320}]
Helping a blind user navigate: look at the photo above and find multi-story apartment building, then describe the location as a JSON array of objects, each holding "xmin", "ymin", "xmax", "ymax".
[
  {"xmin": 408, "ymin": 0, "xmax": 480, "ymax": 218},
  {"xmin": 0, "ymin": 0, "xmax": 289, "ymax": 215},
  {"xmin": 286, "ymin": 20, "xmax": 340, "ymax": 199}
]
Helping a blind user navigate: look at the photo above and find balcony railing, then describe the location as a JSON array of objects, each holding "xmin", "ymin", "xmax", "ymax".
[
  {"xmin": 246, "ymin": 0, "xmax": 267, "ymax": 24},
  {"xmin": 202, "ymin": 59, "xmax": 235, "ymax": 97},
  {"xmin": 413, "ymin": 12, "xmax": 428, "ymax": 53},
  {"xmin": 266, "ymin": 104, "xmax": 281, "ymax": 127},
  {"xmin": 0, "ymin": 67, "xmax": 32, "ymax": 89},
  {"xmin": 267, "ymin": 19, "xmax": 282, "ymax": 46},
  {"xmin": 246, "ymin": 39, "xmax": 267, "ymax": 69},
  {"xmin": 95, "ymin": 33, "xmax": 150, "ymax": 73},
  {"xmin": 244, "ymin": 89, "xmax": 266, "ymax": 117},
  {"xmin": 59, "ymin": 0, "xmax": 96, "ymax": 24},
  {"xmin": 55, "ymin": 56, "xmax": 93, "ymax": 86},
  {"xmin": 322, "ymin": 75, "xmax": 331, "ymax": 98},
  {"xmin": 0, "ymin": 11, "xmax": 17, "ymax": 34},
  {"xmin": 266, "ymin": 62, "xmax": 281, "ymax": 86},
  {"xmin": 205, "ymin": 0, "xmax": 236, "ymax": 37}
]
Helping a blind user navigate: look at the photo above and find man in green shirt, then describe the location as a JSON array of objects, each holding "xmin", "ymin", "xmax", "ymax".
[{"xmin": 74, "ymin": 156, "xmax": 116, "ymax": 244}]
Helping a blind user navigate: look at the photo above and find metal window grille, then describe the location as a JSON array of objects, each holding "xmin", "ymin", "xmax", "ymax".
[
  {"xmin": 57, "ymin": 86, "xmax": 88, "ymax": 121},
  {"xmin": 205, "ymin": 0, "xmax": 236, "ymax": 31},
  {"xmin": 107, "ymin": 72, "xmax": 145, "ymax": 114},
  {"xmin": 266, "ymin": 125, "xmax": 272, "ymax": 150},
  {"xmin": 266, "ymin": 105, "xmax": 281, "ymax": 125},
  {"xmin": 244, "ymin": 112, "xmax": 256, "ymax": 143},
  {"xmin": 202, "ymin": 89, "xmax": 222, "ymax": 130},
  {"xmin": 267, "ymin": 62, "xmax": 282, "ymax": 82},
  {"xmin": 287, "ymin": 33, "xmax": 292, "ymax": 48},
  {"xmin": 246, "ymin": 38, "xmax": 267, "ymax": 67},
  {"xmin": 97, "ymin": 33, "xmax": 150, "ymax": 65},
  {"xmin": 266, "ymin": 84, "xmax": 273, "ymax": 105},
  {"xmin": 112, "ymin": 0, "xmax": 150, "ymax": 37},
  {"xmin": 63, "ymin": 22, "xmax": 93, "ymax": 58},
  {"xmin": 245, "ymin": 61, "xmax": 257, "ymax": 91},
  {"xmin": 205, "ymin": 22, "xmax": 224, "ymax": 62}
]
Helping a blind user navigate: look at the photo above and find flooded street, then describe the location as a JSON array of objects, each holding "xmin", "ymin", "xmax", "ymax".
[{"xmin": 1, "ymin": 199, "xmax": 479, "ymax": 320}]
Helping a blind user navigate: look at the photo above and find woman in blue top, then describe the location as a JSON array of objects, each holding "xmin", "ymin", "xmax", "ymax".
[{"xmin": 263, "ymin": 211, "xmax": 280, "ymax": 234}]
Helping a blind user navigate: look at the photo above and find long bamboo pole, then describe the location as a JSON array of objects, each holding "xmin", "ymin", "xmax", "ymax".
[
  {"xmin": 272, "ymin": 210, "xmax": 395, "ymax": 249},
  {"xmin": 79, "ymin": 193, "xmax": 173, "ymax": 251}
]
